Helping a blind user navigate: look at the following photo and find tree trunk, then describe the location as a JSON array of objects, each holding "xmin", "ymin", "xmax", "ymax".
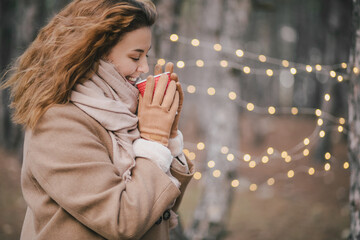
[{"xmin": 348, "ymin": 0, "xmax": 360, "ymax": 239}]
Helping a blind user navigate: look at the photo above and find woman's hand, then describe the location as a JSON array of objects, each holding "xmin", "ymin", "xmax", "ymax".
[
  {"xmin": 154, "ymin": 62, "xmax": 183, "ymax": 138},
  {"xmin": 137, "ymin": 74, "xmax": 179, "ymax": 146}
]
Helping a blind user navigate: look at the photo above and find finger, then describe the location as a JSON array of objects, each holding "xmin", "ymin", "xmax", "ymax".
[
  {"xmin": 169, "ymin": 91, "xmax": 180, "ymax": 115},
  {"xmin": 143, "ymin": 75, "xmax": 155, "ymax": 104},
  {"xmin": 162, "ymin": 80, "xmax": 177, "ymax": 110},
  {"xmin": 154, "ymin": 64, "xmax": 162, "ymax": 75},
  {"xmin": 170, "ymin": 73, "xmax": 179, "ymax": 83},
  {"xmin": 152, "ymin": 74, "xmax": 169, "ymax": 105},
  {"xmin": 176, "ymin": 82, "xmax": 184, "ymax": 113},
  {"xmin": 165, "ymin": 62, "xmax": 174, "ymax": 74}
]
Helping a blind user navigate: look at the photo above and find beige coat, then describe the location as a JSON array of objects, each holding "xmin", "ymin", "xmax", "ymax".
[{"xmin": 20, "ymin": 103, "xmax": 194, "ymax": 240}]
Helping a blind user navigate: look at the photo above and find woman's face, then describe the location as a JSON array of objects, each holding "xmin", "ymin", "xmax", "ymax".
[{"xmin": 107, "ymin": 27, "xmax": 152, "ymax": 85}]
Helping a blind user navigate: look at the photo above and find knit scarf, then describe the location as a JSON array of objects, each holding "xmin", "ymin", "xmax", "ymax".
[{"xmin": 70, "ymin": 60, "xmax": 140, "ymax": 182}]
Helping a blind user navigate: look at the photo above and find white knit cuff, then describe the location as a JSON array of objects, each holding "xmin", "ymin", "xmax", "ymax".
[
  {"xmin": 168, "ymin": 130, "xmax": 184, "ymax": 157},
  {"xmin": 133, "ymin": 138, "xmax": 173, "ymax": 173}
]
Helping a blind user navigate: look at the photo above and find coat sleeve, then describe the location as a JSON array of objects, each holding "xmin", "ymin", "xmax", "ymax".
[{"xmin": 25, "ymin": 105, "xmax": 181, "ymax": 240}]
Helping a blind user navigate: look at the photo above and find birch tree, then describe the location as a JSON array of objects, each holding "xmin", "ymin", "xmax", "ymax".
[{"xmin": 349, "ymin": 0, "xmax": 360, "ymax": 239}]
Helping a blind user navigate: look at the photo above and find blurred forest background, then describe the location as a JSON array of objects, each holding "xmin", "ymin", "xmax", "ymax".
[{"xmin": 0, "ymin": 0, "xmax": 354, "ymax": 239}]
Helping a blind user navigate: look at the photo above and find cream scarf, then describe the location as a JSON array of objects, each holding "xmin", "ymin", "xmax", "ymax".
[{"xmin": 70, "ymin": 60, "xmax": 140, "ymax": 182}]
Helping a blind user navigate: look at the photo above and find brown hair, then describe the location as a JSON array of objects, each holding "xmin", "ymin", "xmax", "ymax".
[{"xmin": 1, "ymin": 0, "xmax": 157, "ymax": 129}]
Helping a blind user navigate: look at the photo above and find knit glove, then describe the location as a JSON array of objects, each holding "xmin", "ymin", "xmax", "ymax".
[
  {"xmin": 138, "ymin": 74, "xmax": 179, "ymax": 146},
  {"xmin": 154, "ymin": 62, "xmax": 183, "ymax": 138}
]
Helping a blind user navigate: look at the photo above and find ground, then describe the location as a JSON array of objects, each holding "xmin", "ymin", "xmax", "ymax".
[{"xmin": 0, "ymin": 115, "xmax": 350, "ymax": 240}]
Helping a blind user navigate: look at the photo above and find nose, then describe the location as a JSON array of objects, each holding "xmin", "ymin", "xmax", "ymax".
[{"xmin": 137, "ymin": 57, "xmax": 149, "ymax": 74}]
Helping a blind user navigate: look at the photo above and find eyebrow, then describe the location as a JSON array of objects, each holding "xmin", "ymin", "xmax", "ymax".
[{"xmin": 132, "ymin": 46, "xmax": 152, "ymax": 53}]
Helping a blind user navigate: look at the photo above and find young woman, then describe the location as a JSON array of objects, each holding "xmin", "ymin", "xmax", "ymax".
[{"xmin": 2, "ymin": 0, "xmax": 194, "ymax": 239}]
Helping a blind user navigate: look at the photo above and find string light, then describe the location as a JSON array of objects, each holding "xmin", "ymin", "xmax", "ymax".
[
  {"xmin": 157, "ymin": 58, "xmax": 166, "ymax": 66},
  {"xmin": 208, "ymin": 160, "xmax": 215, "ymax": 168},
  {"xmin": 324, "ymin": 163, "xmax": 331, "ymax": 171},
  {"xmin": 282, "ymin": 60, "xmax": 289, "ymax": 67},
  {"xmin": 187, "ymin": 85, "xmax": 196, "ymax": 93},
  {"xmin": 268, "ymin": 106, "xmax": 276, "ymax": 115},
  {"xmin": 196, "ymin": 59, "xmax": 204, "ymax": 67},
  {"xmin": 231, "ymin": 180, "xmax": 240, "ymax": 188},
  {"xmin": 324, "ymin": 93, "xmax": 331, "ymax": 101},
  {"xmin": 290, "ymin": 68, "xmax": 297, "ymax": 75},
  {"xmin": 303, "ymin": 149, "xmax": 310, "ymax": 156},
  {"xmin": 285, "ymin": 156, "xmax": 292, "ymax": 163},
  {"xmin": 308, "ymin": 167, "xmax": 315, "ymax": 175},
  {"xmin": 236, "ymin": 49, "xmax": 244, "ymax": 57},
  {"xmin": 227, "ymin": 153, "xmax": 235, "ymax": 161},
  {"xmin": 287, "ymin": 170, "xmax": 295, "ymax": 178},
  {"xmin": 188, "ymin": 152, "xmax": 196, "ymax": 160},
  {"xmin": 341, "ymin": 63, "xmax": 348, "ymax": 69},
  {"xmin": 306, "ymin": 65, "xmax": 313, "ymax": 72},
  {"xmin": 266, "ymin": 69, "xmax": 274, "ymax": 77},
  {"xmin": 221, "ymin": 146, "xmax": 229, "ymax": 154},
  {"xmin": 249, "ymin": 184, "xmax": 258, "ymax": 191},
  {"xmin": 207, "ymin": 87, "xmax": 216, "ymax": 95},
  {"xmin": 177, "ymin": 61, "xmax": 185, "ymax": 68},
  {"xmin": 249, "ymin": 161, "xmax": 256, "ymax": 168},
  {"xmin": 267, "ymin": 178, "xmax": 275, "ymax": 185},
  {"xmin": 220, "ymin": 60, "xmax": 228, "ymax": 68},
  {"xmin": 319, "ymin": 130, "xmax": 325, "ymax": 138},
  {"xmin": 247, "ymin": 103, "xmax": 255, "ymax": 111},
  {"xmin": 338, "ymin": 126, "xmax": 344, "ymax": 133},
  {"xmin": 281, "ymin": 151, "xmax": 288, "ymax": 158},
  {"xmin": 344, "ymin": 162, "xmax": 350, "ymax": 169},
  {"xmin": 194, "ymin": 172, "xmax": 202, "ymax": 180},
  {"xmin": 197, "ymin": 142, "xmax": 205, "ymax": 150},
  {"xmin": 243, "ymin": 66, "xmax": 251, "ymax": 74},
  {"xmin": 337, "ymin": 75, "xmax": 344, "ymax": 82},
  {"xmin": 191, "ymin": 38, "xmax": 200, "ymax": 46},
  {"xmin": 291, "ymin": 107, "xmax": 298, "ymax": 115},
  {"xmin": 267, "ymin": 147, "xmax": 274, "ymax": 155},
  {"xmin": 262, "ymin": 156, "xmax": 269, "ymax": 164},
  {"xmin": 228, "ymin": 91, "xmax": 237, "ymax": 100},
  {"xmin": 259, "ymin": 55, "xmax": 267, "ymax": 62},
  {"xmin": 304, "ymin": 138, "xmax": 310, "ymax": 146},
  {"xmin": 315, "ymin": 64, "xmax": 322, "ymax": 71},
  {"xmin": 325, "ymin": 152, "xmax": 331, "ymax": 160},
  {"xmin": 213, "ymin": 169, "xmax": 221, "ymax": 178},
  {"xmin": 315, "ymin": 109, "xmax": 322, "ymax": 117},
  {"xmin": 353, "ymin": 67, "xmax": 359, "ymax": 75},
  {"xmin": 213, "ymin": 43, "xmax": 222, "ymax": 51},
  {"xmin": 330, "ymin": 71, "xmax": 336, "ymax": 78},
  {"xmin": 243, "ymin": 154, "xmax": 251, "ymax": 162},
  {"xmin": 170, "ymin": 34, "xmax": 179, "ymax": 42},
  {"xmin": 317, "ymin": 119, "xmax": 324, "ymax": 126},
  {"xmin": 339, "ymin": 118, "xmax": 346, "ymax": 125}
]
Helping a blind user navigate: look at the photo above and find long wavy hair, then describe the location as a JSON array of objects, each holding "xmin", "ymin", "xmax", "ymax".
[{"xmin": 1, "ymin": 0, "xmax": 157, "ymax": 129}]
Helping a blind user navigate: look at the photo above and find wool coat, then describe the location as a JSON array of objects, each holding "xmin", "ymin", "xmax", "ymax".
[{"xmin": 20, "ymin": 103, "xmax": 194, "ymax": 240}]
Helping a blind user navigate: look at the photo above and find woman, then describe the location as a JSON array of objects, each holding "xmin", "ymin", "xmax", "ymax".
[{"xmin": 2, "ymin": 0, "xmax": 194, "ymax": 239}]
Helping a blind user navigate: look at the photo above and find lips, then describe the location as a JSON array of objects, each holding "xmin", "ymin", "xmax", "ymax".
[{"xmin": 126, "ymin": 76, "xmax": 139, "ymax": 85}]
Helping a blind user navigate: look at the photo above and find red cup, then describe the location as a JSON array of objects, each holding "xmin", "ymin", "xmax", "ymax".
[{"xmin": 136, "ymin": 72, "xmax": 171, "ymax": 97}]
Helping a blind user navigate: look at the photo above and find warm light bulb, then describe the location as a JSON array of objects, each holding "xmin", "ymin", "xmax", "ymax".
[
  {"xmin": 291, "ymin": 107, "xmax": 298, "ymax": 115},
  {"xmin": 306, "ymin": 65, "xmax": 313, "ymax": 72},
  {"xmin": 287, "ymin": 170, "xmax": 295, "ymax": 178},
  {"xmin": 330, "ymin": 71, "xmax": 336, "ymax": 78},
  {"xmin": 259, "ymin": 55, "xmax": 267, "ymax": 62},
  {"xmin": 344, "ymin": 162, "xmax": 349, "ymax": 169},
  {"xmin": 339, "ymin": 118, "xmax": 346, "ymax": 125},
  {"xmin": 220, "ymin": 60, "xmax": 228, "ymax": 68},
  {"xmin": 194, "ymin": 172, "xmax": 202, "ymax": 180},
  {"xmin": 157, "ymin": 58, "xmax": 166, "ymax": 66},
  {"xmin": 177, "ymin": 61, "xmax": 185, "ymax": 68},
  {"xmin": 236, "ymin": 49, "xmax": 244, "ymax": 57},
  {"xmin": 337, "ymin": 75, "xmax": 344, "ymax": 82},
  {"xmin": 354, "ymin": 67, "xmax": 359, "ymax": 75},
  {"xmin": 315, "ymin": 64, "xmax": 322, "ymax": 71},
  {"xmin": 341, "ymin": 62, "xmax": 348, "ymax": 69},
  {"xmin": 247, "ymin": 103, "xmax": 255, "ymax": 111},
  {"xmin": 228, "ymin": 92, "xmax": 237, "ymax": 100},
  {"xmin": 303, "ymin": 149, "xmax": 310, "ymax": 156},
  {"xmin": 227, "ymin": 153, "xmax": 235, "ymax": 161},
  {"xmin": 249, "ymin": 184, "xmax": 258, "ymax": 191},
  {"xmin": 290, "ymin": 68, "xmax": 297, "ymax": 75},
  {"xmin": 187, "ymin": 85, "xmax": 196, "ymax": 93},
  {"xmin": 281, "ymin": 151, "xmax": 288, "ymax": 158},
  {"xmin": 196, "ymin": 59, "xmax": 204, "ymax": 67},
  {"xmin": 267, "ymin": 147, "xmax": 274, "ymax": 155},
  {"xmin": 243, "ymin": 66, "xmax": 251, "ymax": 74},
  {"xmin": 308, "ymin": 167, "xmax": 315, "ymax": 175},
  {"xmin": 197, "ymin": 142, "xmax": 205, "ymax": 150},
  {"xmin": 207, "ymin": 87, "xmax": 216, "ymax": 96},
  {"xmin": 285, "ymin": 156, "xmax": 292, "ymax": 163},
  {"xmin": 208, "ymin": 160, "xmax": 215, "ymax": 168},
  {"xmin": 325, "ymin": 152, "xmax": 331, "ymax": 160},
  {"xmin": 243, "ymin": 154, "xmax": 251, "ymax": 162},
  {"xmin": 304, "ymin": 138, "xmax": 310, "ymax": 145},
  {"xmin": 317, "ymin": 118, "xmax": 324, "ymax": 126},
  {"xmin": 249, "ymin": 161, "xmax": 256, "ymax": 168},
  {"xmin": 188, "ymin": 152, "xmax": 196, "ymax": 160},
  {"xmin": 315, "ymin": 109, "xmax": 322, "ymax": 117},
  {"xmin": 267, "ymin": 178, "xmax": 275, "ymax": 186},
  {"xmin": 338, "ymin": 126, "xmax": 344, "ymax": 133},
  {"xmin": 213, "ymin": 169, "xmax": 221, "ymax": 178},
  {"xmin": 268, "ymin": 106, "xmax": 276, "ymax": 115},
  {"xmin": 324, "ymin": 163, "xmax": 331, "ymax": 171},
  {"xmin": 231, "ymin": 180, "xmax": 240, "ymax": 188},
  {"xmin": 324, "ymin": 93, "xmax": 331, "ymax": 101},
  {"xmin": 221, "ymin": 146, "xmax": 229, "ymax": 154},
  {"xmin": 170, "ymin": 34, "xmax": 179, "ymax": 42},
  {"xmin": 262, "ymin": 156, "xmax": 269, "ymax": 163},
  {"xmin": 282, "ymin": 60, "xmax": 289, "ymax": 67},
  {"xmin": 191, "ymin": 39, "xmax": 200, "ymax": 46},
  {"xmin": 266, "ymin": 69, "xmax": 274, "ymax": 76},
  {"xmin": 319, "ymin": 130, "xmax": 325, "ymax": 138},
  {"xmin": 213, "ymin": 43, "xmax": 222, "ymax": 51}
]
